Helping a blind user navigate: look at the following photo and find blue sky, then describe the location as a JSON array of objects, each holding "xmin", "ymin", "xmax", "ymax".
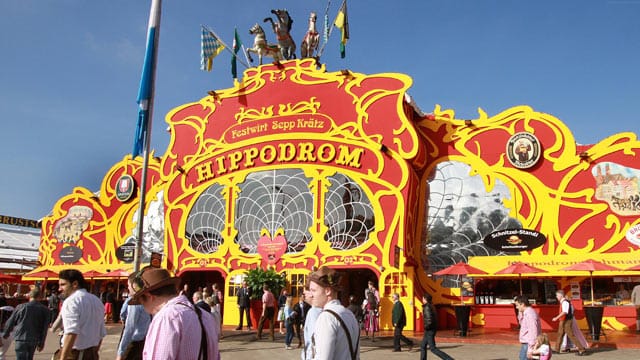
[{"xmin": 1, "ymin": 0, "xmax": 639, "ymax": 221}]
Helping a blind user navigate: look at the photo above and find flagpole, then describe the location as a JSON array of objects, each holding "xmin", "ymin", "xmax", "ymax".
[
  {"xmin": 203, "ymin": 25, "xmax": 251, "ymax": 69},
  {"xmin": 240, "ymin": 45, "xmax": 250, "ymax": 67},
  {"xmin": 318, "ymin": 0, "xmax": 346, "ymax": 58},
  {"xmin": 133, "ymin": 0, "xmax": 162, "ymax": 273},
  {"xmin": 317, "ymin": 0, "xmax": 333, "ymax": 58}
]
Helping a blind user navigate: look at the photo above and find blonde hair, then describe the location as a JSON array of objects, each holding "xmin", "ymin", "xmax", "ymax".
[{"xmin": 536, "ymin": 333, "xmax": 550, "ymax": 346}]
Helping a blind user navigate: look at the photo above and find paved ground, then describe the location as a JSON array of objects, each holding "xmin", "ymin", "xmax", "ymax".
[{"xmin": 3, "ymin": 324, "xmax": 639, "ymax": 359}]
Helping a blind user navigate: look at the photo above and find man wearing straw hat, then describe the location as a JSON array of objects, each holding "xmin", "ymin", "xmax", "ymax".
[
  {"xmin": 128, "ymin": 266, "xmax": 219, "ymax": 360},
  {"xmin": 308, "ymin": 266, "xmax": 360, "ymax": 360}
]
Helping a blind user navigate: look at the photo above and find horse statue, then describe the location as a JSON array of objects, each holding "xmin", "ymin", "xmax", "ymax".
[
  {"xmin": 246, "ymin": 23, "xmax": 284, "ymax": 65},
  {"xmin": 300, "ymin": 12, "xmax": 320, "ymax": 59},
  {"xmin": 263, "ymin": 9, "xmax": 296, "ymax": 60}
]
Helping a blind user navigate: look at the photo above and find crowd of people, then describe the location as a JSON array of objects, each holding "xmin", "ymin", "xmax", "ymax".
[
  {"xmin": 515, "ymin": 290, "xmax": 589, "ymax": 360},
  {"xmin": 1, "ymin": 270, "xmax": 639, "ymax": 360}
]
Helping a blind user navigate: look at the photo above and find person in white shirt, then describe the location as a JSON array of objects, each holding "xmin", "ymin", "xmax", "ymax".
[
  {"xmin": 58, "ymin": 269, "xmax": 107, "ymax": 360},
  {"xmin": 301, "ymin": 286, "xmax": 321, "ymax": 360},
  {"xmin": 308, "ymin": 267, "xmax": 359, "ymax": 360}
]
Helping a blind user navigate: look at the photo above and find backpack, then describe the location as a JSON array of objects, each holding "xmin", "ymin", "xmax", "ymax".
[
  {"xmin": 212, "ymin": 293, "xmax": 221, "ymax": 305},
  {"xmin": 564, "ymin": 300, "xmax": 573, "ymax": 320},
  {"xmin": 366, "ymin": 290, "xmax": 377, "ymax": 310}
]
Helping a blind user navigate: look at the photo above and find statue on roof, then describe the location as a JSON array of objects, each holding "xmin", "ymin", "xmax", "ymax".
[
  {"xmin": 300, "ymin": 12, "xmax": 320, "ymax": 59},
  {"xmin": 263, "ymin": 9, "xmax": 296, "ymax": 60}
]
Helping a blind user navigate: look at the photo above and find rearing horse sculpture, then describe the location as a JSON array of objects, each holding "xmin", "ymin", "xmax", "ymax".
[
  {"xmin": 300, "ymin": 12, "xmax": 320, "ymax": 59},
  {"xmin": 246, "ymin": 23, "xmax": 284, "ymax": 65},
  {"xmin": 263, "ymin": 9, "xmax": 296, "ymax": 60}
]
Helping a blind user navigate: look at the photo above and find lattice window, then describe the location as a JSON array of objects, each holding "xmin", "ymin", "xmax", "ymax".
[
  {"xmin": 425, "ymin": 161, "xmax": 518, "ymax": 288},
  {"xmin": 324, "ymin": 173, "xmax": 375, "ymax": 249},
  {"xmin": 289, "ymin": 273, "xmax": 307, "ymax": 298},
  {"xmin": 228, "ymin": 273, "xmax": 246, "ymax": 297},
  {"xmin": 234, "ymin": 169, "xmax": 314, "ymax": 254},
  {"xmin": 186, "ymin": 183, "xmax": 226, "ymax": 254}
]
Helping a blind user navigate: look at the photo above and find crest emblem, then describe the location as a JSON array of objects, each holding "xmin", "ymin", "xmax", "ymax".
[
  {"xmin": 115, "ymin": 174, "xmax": 136, "ymax": 202},
  {"xmin": 506, "ymin": 132, "xmax": 541, "ymax": 169}
]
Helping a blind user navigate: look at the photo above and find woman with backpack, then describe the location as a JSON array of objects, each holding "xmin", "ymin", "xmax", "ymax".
[{"xmin": 362, "ymin": 281, "xmax": 379, "ymax": 341}]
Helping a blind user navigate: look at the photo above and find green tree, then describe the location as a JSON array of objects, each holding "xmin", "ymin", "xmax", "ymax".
[{"xmin": 244, "ymin": 267, "xmax": 287, "ymax": 300}]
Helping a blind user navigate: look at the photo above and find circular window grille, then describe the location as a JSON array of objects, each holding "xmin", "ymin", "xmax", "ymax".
[
  {"xmin": 186, "ymin": 183, "xmax": 225, "ymax": 254},
  {"xmin": 324, "ymin": 173, "xmax": 374, "ymax": 249},
  {"xmin": 235, "ymin": 169, "xmax": 314, "ymax": 254}
]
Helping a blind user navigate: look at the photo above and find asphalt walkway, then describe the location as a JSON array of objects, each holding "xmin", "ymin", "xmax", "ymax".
[{"xmin": 3, "ymin": 324, "xmax": 639, "ymax": 359}]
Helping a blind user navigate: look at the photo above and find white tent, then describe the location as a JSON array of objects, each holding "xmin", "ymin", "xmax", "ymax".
[{"xmin": 0, "ymin": 225, "xmax": 39, "ymax": 272}]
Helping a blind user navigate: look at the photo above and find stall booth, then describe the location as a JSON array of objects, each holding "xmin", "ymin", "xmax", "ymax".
[{"xmin": 466, "ymin": 255, "xmax": 640, "ymax": 337}]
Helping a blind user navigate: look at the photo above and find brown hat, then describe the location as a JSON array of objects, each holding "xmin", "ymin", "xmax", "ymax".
[
  {"xmin": 128, "ymin": 267, "xmax": 181, "ymax": 305},
  {"xmin": 308, "ymin": 266, "xmax": 342, "ymax": 290}
]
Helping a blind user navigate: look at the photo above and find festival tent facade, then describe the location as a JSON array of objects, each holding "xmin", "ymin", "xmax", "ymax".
[{"xmin": 29, "ymin": 59, "xmax": 640, "ymax": 331}]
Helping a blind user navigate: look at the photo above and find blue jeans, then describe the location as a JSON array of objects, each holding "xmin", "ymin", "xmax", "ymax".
[
  {"xmin": 14, "ymin": 340, "xmax": 38, "ymax": 360},
  {"xmin": 519, "ymin": 343, "xmax": 529, "ymax": 360},
  {"xmin": 420, "ymin": 329, "xmax": 454, "ymax": 360},
  {"xmin": 285, "ymin": 320, "xmax": 294, "ymax": 346}
]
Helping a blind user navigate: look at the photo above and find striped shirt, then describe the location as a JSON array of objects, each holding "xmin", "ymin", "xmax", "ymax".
[{"xmin": 143, "ymin": 294, "xmax": 219, "ymax": 360}]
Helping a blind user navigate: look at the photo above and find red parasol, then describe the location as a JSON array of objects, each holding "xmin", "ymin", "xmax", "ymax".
[
  {"xmin": 102, "ymin": 269, "xmax": 130, "ymax": 278},
  {"xmin": 433, "ymin": 262, "xmax": 488, "ymax": 276},
  {"xmin": 102, "ymin": 269, "xmax": 130, "ymax": 299},
  {"xmin": 433, "ymin": 262, "xmax": 488, "ymax": 303},
  {"xmin": 494, "ymin": 262, "xmax": 546, "ymax": 295},
  {"xmin": 22, "ymin": 269, "xmax": 60, "ymax": 292},
  {"xmin": 0, "ymin": 274, "xmax": 20, "ymax": 282},
  {"xmin": 83, "ymin": 270, "xmax": 103, "ymax": 293},
  {"xmin": 84, "ymin": 270, "xmax": 103, "ymax": 278},
  {"xmin": 561, "ymin": 260, "xmax": 620, "ymax": 304},
  {"xmin": 22, "ymin": 269, "xmax": 59, "ymax": 279}
]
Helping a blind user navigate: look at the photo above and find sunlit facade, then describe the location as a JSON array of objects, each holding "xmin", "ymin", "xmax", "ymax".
[{"xmin": 31, "ymin": 59, "xmax": 640, "ymax": 331}]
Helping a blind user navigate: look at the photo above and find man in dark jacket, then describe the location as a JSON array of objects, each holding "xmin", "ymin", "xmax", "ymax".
[
  {"xmin": 193, "ymin": 291, "xmax": 212, "ymax": 313},
  {"xmin": 391, "ymin": 293, "xmax": 414, "ymax": 352},
  {"xmin": 292, "ymin": 293, "xmax": 311, "ymax": 348},
  {"xmin": 2, "ymin": 287, "xmax": 49, "ymax": 360},
  {"xmin": 420, "ymin": 293, "xmax": 454, "ymax": 360},
  {"xmin": 47, "ymin": 290, "xmax": 60, "ymax": 326},
  {"xmin": 236, "ymin": 280, "xmax": 252, "ymax": 330}
]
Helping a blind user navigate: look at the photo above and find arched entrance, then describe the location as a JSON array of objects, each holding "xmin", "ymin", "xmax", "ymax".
[
  {"xmin": 178, "ymin": 270, "xmax": 225, "ymax": 298},
  {"xmin": 340, "ymin": 268, "xmax": 378, "ymax": 306}
]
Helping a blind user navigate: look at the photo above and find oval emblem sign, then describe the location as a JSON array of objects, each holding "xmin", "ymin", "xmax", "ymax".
[
  {"xmin": 483, "ymin": 229, "xmax": 546, "ymax": 253},
  {"xmin": 115, "ymin": 174, "xmax": 136, "ymax": 202},
  {"xmin": 58, "ymin": 245, "xmax": 83, "ymax": 263},
  {"xmin": 506, "ymin": 132, "xmax": 542, "ymax": 169},
  {"xmin": 116, "ymin": 242, "xmax": 136, "ymax": 263},
  {"xmin": 626, "ymin": 224, "xmax": 640, "ymax": 246}
]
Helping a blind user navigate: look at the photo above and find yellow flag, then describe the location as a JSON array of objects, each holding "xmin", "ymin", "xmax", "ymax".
[{"xmin": 333, "ymin": 0, "xmax": 349, "ymax": 58}]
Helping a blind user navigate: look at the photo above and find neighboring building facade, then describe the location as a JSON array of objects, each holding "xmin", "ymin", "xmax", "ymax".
[
  {"xmin": 31, "ymin": 59, "xmax": 640, "ymax": 331},
  {"xmin": 0, "ymin": 215, "xmax": 39, "ymax": 271}
]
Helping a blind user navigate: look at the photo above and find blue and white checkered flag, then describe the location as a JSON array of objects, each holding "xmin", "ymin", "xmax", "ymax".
[{"xmin": 201, "ymin": 25, "xmax": 225, "ymax": 71}]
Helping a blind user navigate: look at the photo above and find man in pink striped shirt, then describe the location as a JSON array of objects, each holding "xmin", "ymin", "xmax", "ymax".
[
  {"xmin": 256, "ymin": 284, "xmax": 277, "ymax": 341},
  {"xmin": 515, "ymin": 295, "xmax": 541, "ymax": 360},
  {"xmin": 129, "ymin": 266, "xmax": 220, "ymax": 360}
]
